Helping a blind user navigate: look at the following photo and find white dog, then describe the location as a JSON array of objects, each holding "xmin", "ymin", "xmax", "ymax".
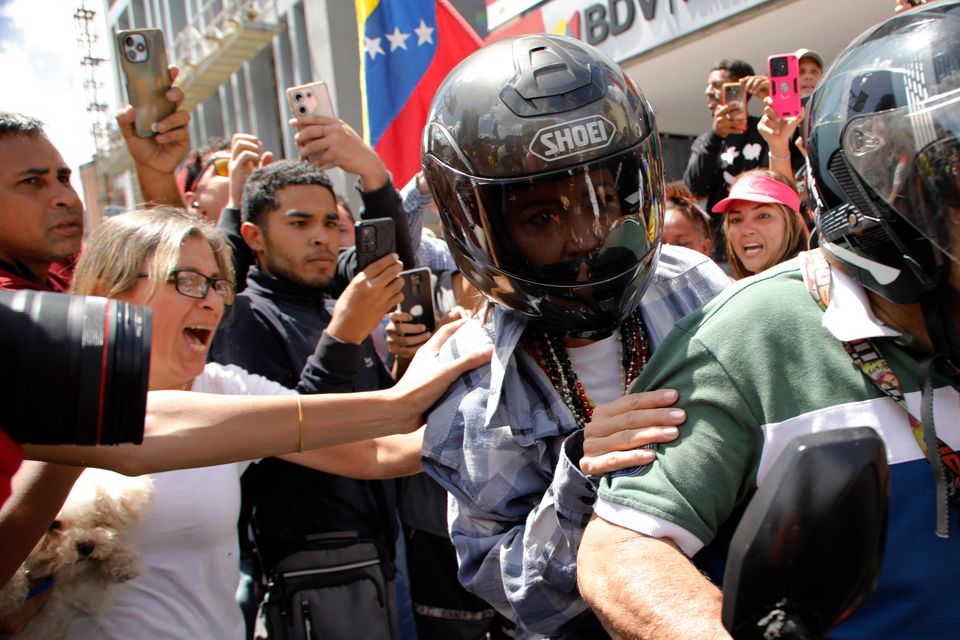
[{"xmin": 0, "ymin": 469, "xmax": 153, "ymax": 639}]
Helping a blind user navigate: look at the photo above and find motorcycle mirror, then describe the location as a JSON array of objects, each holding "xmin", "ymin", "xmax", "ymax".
[{"xmin": 721, "ymin": 427, "xmax": 889, "ymax": 639}]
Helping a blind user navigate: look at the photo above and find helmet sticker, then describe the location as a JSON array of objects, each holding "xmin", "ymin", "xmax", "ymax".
[{"xmin": 529, "ymin": 115, "xmax": 615, "ymax": 162}]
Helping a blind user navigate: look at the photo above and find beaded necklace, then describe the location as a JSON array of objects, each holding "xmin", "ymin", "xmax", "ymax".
[{"xmin": 524, "ymin": 308, "xmax": 650, "ymax": 429}]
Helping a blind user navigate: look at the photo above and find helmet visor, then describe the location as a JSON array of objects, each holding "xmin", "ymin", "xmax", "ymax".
[
  {"xmin": 435, "ymin": 141, "xmax": 663, "ymax": 287},
  {"xmin": 842, "ymin": 85, "xmax": 960, "ymax": 265}
]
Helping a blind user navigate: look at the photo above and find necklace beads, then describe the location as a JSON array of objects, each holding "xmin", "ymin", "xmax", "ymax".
[{"xmin": 524, "ymin": 309, "xmax": 649, "ymax": 429}]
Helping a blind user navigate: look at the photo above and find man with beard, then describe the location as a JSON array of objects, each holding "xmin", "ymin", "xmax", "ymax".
[{"xmin": 209, "ymin": 158, "xmax": 413, "ymax": 638}]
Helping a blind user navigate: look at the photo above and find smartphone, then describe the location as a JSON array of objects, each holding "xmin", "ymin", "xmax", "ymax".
[
  {"xmin": 398, "ymin": 267, "xmax": 436, "ymax": 333},
  {"xmin": 116, "ymin": 29, "xmax": 175, "ymax": 138},
  {"xmin": 286, "ymin": 81, "xmax": 336, "ymax": 119},
  {"xmin": 768, "ymin": 53, "xmax": 802, "ymax": 118},
  {"xmin": 722, "ymin": 82, "xmax": 746, "ymax": 109},
  {"xmin": 354, "ymin": 218, "xmax": 396, "ymax": 272}
]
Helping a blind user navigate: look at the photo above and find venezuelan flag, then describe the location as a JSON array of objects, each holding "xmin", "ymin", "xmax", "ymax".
[{"xmin": 357, "ymin": 0, "xmax": 483, "ymax": 187}]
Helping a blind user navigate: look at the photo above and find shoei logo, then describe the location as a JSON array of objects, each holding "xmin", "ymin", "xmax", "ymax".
[{"xmin": 530, "ymin": 115, "xmax": 615, "ymax": 162}]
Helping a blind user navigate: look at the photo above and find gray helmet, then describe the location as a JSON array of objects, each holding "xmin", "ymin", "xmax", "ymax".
[
  {"xmin": 422, "ymin": 34, "xmax": 664, "ymax": 338},
  {"xmin": 806, "ymin": 2, "xmax": 960, "ymax": 304}
]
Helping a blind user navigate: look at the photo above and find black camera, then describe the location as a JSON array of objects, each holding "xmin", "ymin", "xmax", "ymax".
[{"xmin": 0, "ymin": 290, "xmax": 152, "ymax": 446}]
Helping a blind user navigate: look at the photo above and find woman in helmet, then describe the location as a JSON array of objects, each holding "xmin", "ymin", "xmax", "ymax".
[
  {"xmin": 712, "ymin": 169, "xmax": 810, "ymax": 279},
  {"xmin": 418, "ymin": 34, "xmax": 730, "ymax": 638}
]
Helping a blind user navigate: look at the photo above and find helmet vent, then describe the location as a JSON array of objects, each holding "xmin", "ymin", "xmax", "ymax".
[
  {"xmin": 820, "ymin": 204, "xmax": 890, "ymax": 252},
  {"xmin": 824, "ymin": 155, "xmax": 895, "ymax": 252},
  {"xmin": 501, "ymin": 36, "xmax": 605, "ymax": 117},
  {"xmin": 828, "ymin": 150, "xmax": 880, "ymax": 221},
  {"xmin": 514, "ymin": 37, "xmax": 592, "ymax": 99}
]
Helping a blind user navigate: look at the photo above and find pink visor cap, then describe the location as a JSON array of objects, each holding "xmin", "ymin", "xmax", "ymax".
[{"xmin": 711, "ymin": 174, "xmax": 801, "ymax": 214}]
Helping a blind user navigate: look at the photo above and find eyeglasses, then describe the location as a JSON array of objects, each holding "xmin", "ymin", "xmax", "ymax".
[
  {"xmin": 138, "ymin": 269, "xmax": 236, "ymax": 305},
  {"xmin": 187, "ymin": 155, "xmax": 230, "ymax": 192}
]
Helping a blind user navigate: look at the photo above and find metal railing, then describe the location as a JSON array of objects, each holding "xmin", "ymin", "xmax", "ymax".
[{"xmin": 171, "ymin": 0, "xmax": 279, "ymax": 76}]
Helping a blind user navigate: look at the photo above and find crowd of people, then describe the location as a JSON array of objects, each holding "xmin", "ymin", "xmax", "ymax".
[{"xmin": 1, "ymin": 0, "xmax": 958, "ymax": 638}]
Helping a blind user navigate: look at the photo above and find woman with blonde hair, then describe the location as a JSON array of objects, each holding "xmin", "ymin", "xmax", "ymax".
[{"xmin": 712, "ymin": 169, "xmax": 810, "ymax": 279}]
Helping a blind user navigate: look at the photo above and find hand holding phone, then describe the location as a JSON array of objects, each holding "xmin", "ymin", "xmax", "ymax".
[
  {"xmin": 116, "ymin": 29, "xmax": 175, "ymax": 138},
  {"xmin": 768, "ymin": 54, "xmax": 802, "ymax": 118},
  {"xmin": 287, "ymin": 81, "xmax": 336, "ymax": 167},
  {"xmin": 718, "ymin": 82, "xmax": 748, "ymax": 135},
  {"xmin": 286, "ymin": 81, "xmax": 336, "ymax": 120},
  {"xmin": 722, "ymin": 82, "xmax": 746, "ymax": 110},
  {"xmin": 398, "ymin": 268, "xmax": 436, "ymax": 334},
  {"xmin": 354, "ymin": 218, "xmax": 396, "ymax": 272}
]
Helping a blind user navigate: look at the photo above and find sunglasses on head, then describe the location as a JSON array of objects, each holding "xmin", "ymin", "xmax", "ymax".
[{"xmin": 188, "ymin": 155, "xmax": 230, "ymax": 192}]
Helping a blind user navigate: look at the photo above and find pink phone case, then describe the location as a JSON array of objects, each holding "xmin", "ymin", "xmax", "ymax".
[{"xmin": 768, "ymin": 54, "xmax": 801, "ymax": 118}]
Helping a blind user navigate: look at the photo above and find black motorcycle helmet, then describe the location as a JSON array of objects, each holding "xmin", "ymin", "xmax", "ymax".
[
  {"xmin": 806, "ymin": 3, "xmax": 960, "ymax": 537},
  {"xmin": 422, "ymin": 34, "xmax": 664, "ymax": 338},
  {"xmin": 806, "ymin": 3, "xmax": 960, "ymax": 311}
]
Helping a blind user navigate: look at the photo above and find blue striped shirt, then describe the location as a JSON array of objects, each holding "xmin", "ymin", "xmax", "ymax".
[{"xmin": 421, "ymin": 246, "xmax": 730, "ymax": 638}]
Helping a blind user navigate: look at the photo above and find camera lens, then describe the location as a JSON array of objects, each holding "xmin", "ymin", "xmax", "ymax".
[
  {"xmin": 771, "ymin": 57, "xmax": 788, "ymax": 77},
  {"xmin": 125, "ymin": 36, "xmax": 134, "ymax": 46},
  {"xmin": 135, "ymin": 43, "xmax": 145, "ymax": 53},
  {"xmin": 299, "ymin": 105, "xmax": 307, "ymax": 114},
  {"xmin": 294, "ymin": 92, "xmax": 303, "ymax": 101},
  {"xmin": 0, "ymin": 291, "xmax": 151, "ymax": 446}
]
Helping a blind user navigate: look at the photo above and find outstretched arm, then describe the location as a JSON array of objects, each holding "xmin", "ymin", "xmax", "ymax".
[{"xmin": 24, "ymin": 321, "xmax": 490, "ymax": 476}]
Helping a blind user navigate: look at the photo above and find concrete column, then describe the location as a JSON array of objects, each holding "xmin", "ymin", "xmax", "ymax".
[
  {"xmin": 243, "ymin": 46, "xmax": 283, "ymax": 159},
  {"xmin": 272, "ymin": 18, "xmax": 297, "ymax": 159}
]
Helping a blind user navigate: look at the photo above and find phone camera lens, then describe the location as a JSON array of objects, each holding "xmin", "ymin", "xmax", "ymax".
[
  {"xmin": 135, "ymin": 43, "xmax": 145, "ymax": 53},
  {"xmin": 294, "ymin": 92, "xmax": 303, "ymax": 101},
  {"xmin": 298, "ymin": 106, "xmax": 307, "ymax": 114},
  {"xmin": 125, "ymin": 36, "xmax": 134, "ymax": 46}
]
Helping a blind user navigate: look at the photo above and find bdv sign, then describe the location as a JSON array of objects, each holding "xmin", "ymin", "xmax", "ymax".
[{"xmin": 529, "ymin": 115, "xmax": 615, "ymax": 162}]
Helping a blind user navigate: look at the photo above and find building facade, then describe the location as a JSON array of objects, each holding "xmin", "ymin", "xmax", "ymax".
[{"xmin": 92, "ymin": 0, "xmax": 895, "ymax": 219}]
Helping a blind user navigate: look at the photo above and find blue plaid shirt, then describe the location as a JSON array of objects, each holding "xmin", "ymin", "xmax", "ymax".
[{"xmin": 421, "ymin": 246, "xmax": 730, "ymax": 638}]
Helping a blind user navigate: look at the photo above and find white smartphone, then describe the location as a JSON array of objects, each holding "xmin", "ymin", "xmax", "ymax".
[{"xmin": 286, "ymin": 81, "xmax": 335, "ymax": 119}]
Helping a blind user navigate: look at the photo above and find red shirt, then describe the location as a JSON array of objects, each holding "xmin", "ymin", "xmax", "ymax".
[
  {"xmin": 0, "ymin": 257, "xmax": 75, "ymax": 505},
  {"xmin": 0, "ymin": 259, "xmax": 73, "ymax": 293},
  {"xmin": 0, "ymin": 429, "xmax": 22, "ymax": 507}
]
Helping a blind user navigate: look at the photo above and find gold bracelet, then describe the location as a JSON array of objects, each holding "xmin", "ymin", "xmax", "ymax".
[
  {"xmin": 295, "ymin": 395, "xmax": 305, "ymax": 453},
  {"xmin": 768, "ymin": 150, "xmax": 790, "ymax": 161}
]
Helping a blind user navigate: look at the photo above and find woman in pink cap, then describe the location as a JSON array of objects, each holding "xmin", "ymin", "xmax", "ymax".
[{"xmin": 712, "ymin": 169, "xmax": 809, "ymax": 279}]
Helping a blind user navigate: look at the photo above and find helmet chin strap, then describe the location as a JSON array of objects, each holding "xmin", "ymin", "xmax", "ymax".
[{"xmin": 916, "ymin": 285, "xmax": 960, "ymax": 537}]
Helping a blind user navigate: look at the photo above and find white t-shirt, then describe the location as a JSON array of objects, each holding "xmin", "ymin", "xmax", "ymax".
[
  {"xmin": 68, "ymin": 363, "xmax": 294, "ymax": 640},
  {"xmin": 567, "ymin": 329, "xmax": 624, "ymax": 406}
]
